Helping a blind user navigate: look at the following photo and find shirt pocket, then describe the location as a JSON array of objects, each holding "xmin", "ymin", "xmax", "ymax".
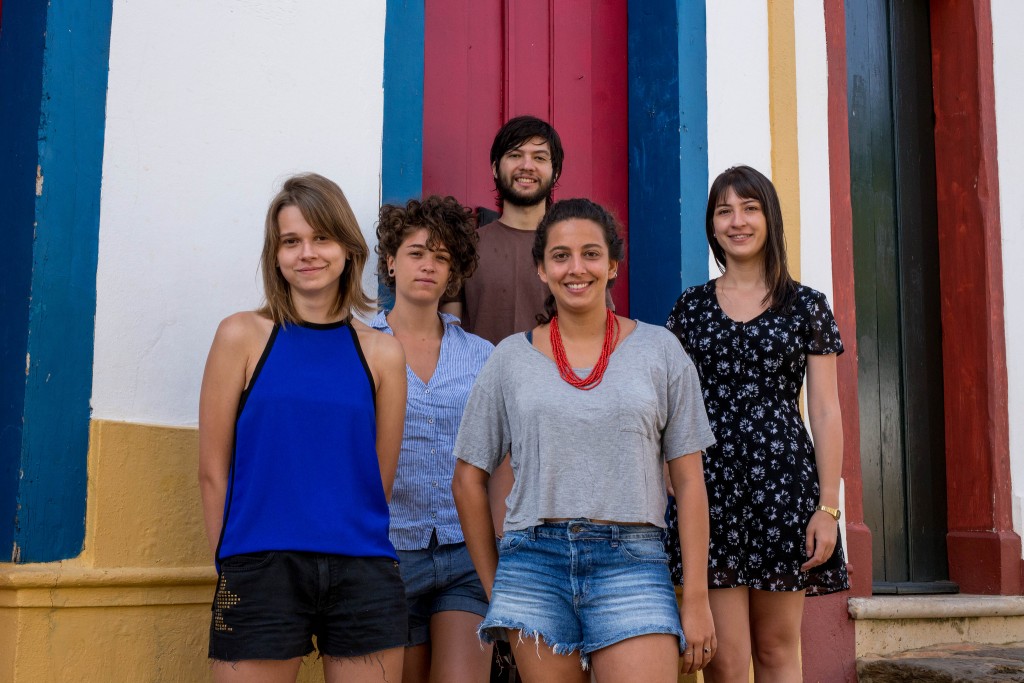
[{"xmin": 617, "ymin": 386, "xmax": 659, "ymax": 440}]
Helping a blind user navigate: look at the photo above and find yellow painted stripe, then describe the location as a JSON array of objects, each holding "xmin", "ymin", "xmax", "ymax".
[{"xmin": 768, "ymin": 0, "xmax": 801, "ymax": 281}]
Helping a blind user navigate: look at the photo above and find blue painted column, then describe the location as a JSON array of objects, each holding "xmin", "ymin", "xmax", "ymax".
[
  {"xmin": 378, "ymin": 0, "xmax": 425, "ymax": 309},
  {"xmin": 627, "ymin": 0, "xmax": 709, "ymax": 324},
  {"xmin": 0, "ymin": 0, "xmax": 113, "ymax": 561}
]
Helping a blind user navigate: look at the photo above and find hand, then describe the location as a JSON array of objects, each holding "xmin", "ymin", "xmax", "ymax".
[
  {"xmin": 680, "ymin": 599, "xmax": 717, "ymax": 674},
  {"xmin": 801, "ymin": 510, "xmax": 839, "ymax": 571}
]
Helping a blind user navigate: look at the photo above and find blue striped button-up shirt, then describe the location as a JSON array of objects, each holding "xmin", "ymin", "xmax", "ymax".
[{"xmin": 371, "ymin": 311, "xmax": 494, "ymax": 550}]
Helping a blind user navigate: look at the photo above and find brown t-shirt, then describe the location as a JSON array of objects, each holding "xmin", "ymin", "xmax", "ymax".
[{"xmin": 460, "ymin": 220, "xmax": 549, "ymax": 345}]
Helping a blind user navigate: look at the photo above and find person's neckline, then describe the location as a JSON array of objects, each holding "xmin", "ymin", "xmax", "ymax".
[
  {"xmin": 297, "ymin": 317, "xmax": 350, "ymax": 330},
  {"xmin": 711, "ymin": 279, "xmax": 772, "ymax": 325},
  {"xmin": 521, "ymin": 318, "xmax": 642, "ymax": 371}
]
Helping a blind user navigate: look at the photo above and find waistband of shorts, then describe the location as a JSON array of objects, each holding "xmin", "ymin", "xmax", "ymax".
[{"xmin": 515, "ymin": 520, "xmax": 665, "ymax": 542}]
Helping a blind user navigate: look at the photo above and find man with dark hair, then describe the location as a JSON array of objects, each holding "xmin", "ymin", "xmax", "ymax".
[{"xmin": 442, "ymin": 115, "xmax": 563, "ymax": 344}]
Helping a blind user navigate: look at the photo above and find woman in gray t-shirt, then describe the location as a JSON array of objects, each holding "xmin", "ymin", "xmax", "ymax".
[{"xmin": 452, "ymin": 199, "xmax": 717, "ymax": 681}]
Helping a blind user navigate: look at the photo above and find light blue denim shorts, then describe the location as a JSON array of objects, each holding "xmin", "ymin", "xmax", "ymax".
[
  {"xmin": 478, "ymin": 521, "xmax": 684, "ymax": 667},
  {"xmin": 397, "ymin": 537, "xmax": 489, "ymax": 646}
]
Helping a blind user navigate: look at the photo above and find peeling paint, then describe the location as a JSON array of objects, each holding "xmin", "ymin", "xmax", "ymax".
[
  {"xmin": 25, "ymin": 352, "xmax": 30, "ymax": 375},
  {"xmin": 35, "ymin": 165, "xmax": 43, "ymax": 196},
  {"xmin": 11, "ymin": 542, "xmax": 21, "ymax": 563}
]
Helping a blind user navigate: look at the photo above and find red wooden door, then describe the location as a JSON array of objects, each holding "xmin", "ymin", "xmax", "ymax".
[{"xmin": 422, "ymin": 0, "xmax": 629, "ymax": 313}]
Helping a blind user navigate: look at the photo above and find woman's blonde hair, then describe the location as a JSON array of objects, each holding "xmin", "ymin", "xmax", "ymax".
[{"xmin": 259, "ymin": 173, "xmax": 373, "ymax": 324}]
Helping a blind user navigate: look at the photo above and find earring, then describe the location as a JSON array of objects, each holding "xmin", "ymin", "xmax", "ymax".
[{"xmin": 388, "ymin": 268, "xmax": 395, "ymax": 276}]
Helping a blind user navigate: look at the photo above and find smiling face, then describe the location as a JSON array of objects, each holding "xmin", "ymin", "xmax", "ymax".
[
  {"xmin": 493, "ymin": 136, "xmax": 556, "ymax": 207},
  {"xmin": 387, "ymin": 227, "xmax": 452, "ymax": 306},
  {"xmin": 538, "ymin": 218, "xmax": 618, "ymax": 314},
  {"xmin": 276, "ymin": 204, "xmax": 349, "ymax": 298},
  {"xmin": 711, "ymin": 187, "xmax": 768, "ymax": 266}
]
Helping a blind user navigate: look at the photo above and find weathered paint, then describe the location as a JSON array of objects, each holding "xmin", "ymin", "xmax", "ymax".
[
  {"xmin": 380, "ymin": 0, "xmax": 425, "ymax": 308},
  {"xmin": 627, "ymin": 0, "xmax": 709, "ymax": 324},
  {"xmin": 382, "ymin": 0, "xmax": 424, "ymax": 206},
  {"xmin": 0, "ymin": 0, "xmax": 113, "ymax": 562},
  {"xmin": 794, "ymin": 0, "xmax": 833, "ymax": 298},
  {"xmin": 930, "ymin": 0, "xmax": 1019, "ymax": 594},
  {"xmin": 767, "ymin": 0, "xmax": 801, "ymax": 281},
  {"xmin": 420, "ymin": 0, "xmax": 630, "ymax": 313},
  {"xmin": 0, "ymin": 0, "xmax": 48, "ymax": 563},
  {"xmin": 706, "ymin": 1, "xmax": 772, "ymax": 180},
  {"xmin": 823, "ymin": 0, "xmax": 870, "ymax": 598},
  {"xmin": 991, "ymin": 0, "xmax": 1024, "ymax": 551},
  {"xmin": 91, "ymin": 2, "xmax": 387, "ymax": 425}
]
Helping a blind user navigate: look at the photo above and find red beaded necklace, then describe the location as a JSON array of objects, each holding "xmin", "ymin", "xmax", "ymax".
[{"xmin": 549, "ymin": 308, "xmax": 620, "ymax": 390}]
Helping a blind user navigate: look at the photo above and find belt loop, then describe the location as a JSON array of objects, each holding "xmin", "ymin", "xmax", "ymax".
[
  {"xmin": 611, "ymin": 524, "xmax": 619, "ymax": 548},
  {"xmin": 527, "ymin": 525, "xmax": 537, "ymax": 541}
]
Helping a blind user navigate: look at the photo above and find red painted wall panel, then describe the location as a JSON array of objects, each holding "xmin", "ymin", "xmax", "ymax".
[
  {"xmin": 930, "ymin": 0, "xmax": 1019, "ymax": 595},
  {"xmin": 422, "ymin": 0, "xmax": 629, "ymax": 313},
  {"xmin": 422, "ymin": 0, "xmax": 503, "ymax": 207}
]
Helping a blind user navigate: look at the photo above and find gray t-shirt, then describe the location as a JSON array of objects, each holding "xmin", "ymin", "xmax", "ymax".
[{"xmin": 454, "ymin": 321, "xmax": 715, "ymax": 531}]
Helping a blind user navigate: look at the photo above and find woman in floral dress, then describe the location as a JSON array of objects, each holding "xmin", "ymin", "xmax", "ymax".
[{"xmin": 665, "ymin": 165, "xmax": 848, "ymax": 683}]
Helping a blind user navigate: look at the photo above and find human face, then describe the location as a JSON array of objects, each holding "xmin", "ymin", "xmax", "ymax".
[
  {"xmin": 493, "ymin": 136, "xmax": 556, "ymax": 207},
  {"xmin": 276, "ymin": 205, "xmax": 349, "ymax": 297},
  {"xmin": 538, "ymin": 219, "xmax": 617, "ymax": 314},
  {"xmin": 711, "ymin": 187, "xmax": 768, "ymax": 265},
  {"xmin": 386, "ymin": 228, "xmax": 452, "ymax": 306}
]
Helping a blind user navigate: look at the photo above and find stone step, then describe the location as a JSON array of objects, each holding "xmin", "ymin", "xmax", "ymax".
[{"xmin": 857, "ymin": 642, "xmax": 1024, "ymax": 682}]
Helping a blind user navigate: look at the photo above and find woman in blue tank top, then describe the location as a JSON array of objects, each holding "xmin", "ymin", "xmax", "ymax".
[
  {"xmin": 372, "ymin": 196, "xmax": 495, "ymax": 683},
  {"xmin": 198, "ymin": 173, "xmax": 409, "ymax": 682}
]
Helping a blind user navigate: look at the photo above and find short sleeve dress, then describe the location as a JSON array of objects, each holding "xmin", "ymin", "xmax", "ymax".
[{"xmin": 664, "ymin": 280, "xmax": 849, "ymax": 595}]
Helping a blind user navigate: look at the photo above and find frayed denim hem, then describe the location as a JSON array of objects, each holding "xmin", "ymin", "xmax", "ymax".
[{"xmin": 478, "ymin": 620, "xmax": 589, "ymax": 669}]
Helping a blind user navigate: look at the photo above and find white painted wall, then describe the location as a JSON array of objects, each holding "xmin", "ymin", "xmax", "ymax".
[
  {"xmin": 705, "ymin": 0, "xmax": 772, "ymax": 278},
  {"xmin": 92, "ymin": 1, "xmax": 387, "ymax": 426},
  {"xmin": 705, "ymin": 0, "xmax": 772, "ymax": 183},
  {"xmin": 794, "ymin": 0, "xmax": 833, "ymax": 302},
  {"xmin": 991, "ymin": 0, "xmax": 1024, "ymax": 548}
]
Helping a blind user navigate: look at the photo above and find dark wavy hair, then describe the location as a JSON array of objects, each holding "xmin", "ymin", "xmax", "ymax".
[
  {"xmin": 490, "ymin": 115, "xmax": 564, "ymax": 194},
  {"xmin": 259, "ymin": 173, "xmax": 372, "ymax": 324},
  {"xmin": 706, "ymin": 165, "xmax": 797, "ymax": 312},
  {"xmin": 375, "ymin": 195, "xmax": 478, "ymax": 297},
  {"xmin": 531, "ymin": 198, "xmax": 624, "ymax": 324}
]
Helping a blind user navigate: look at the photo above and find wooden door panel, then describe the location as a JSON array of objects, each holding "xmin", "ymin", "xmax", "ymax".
[{"xmin": 422, "ymin": 0, "xmax": 628, "ymax": 313}]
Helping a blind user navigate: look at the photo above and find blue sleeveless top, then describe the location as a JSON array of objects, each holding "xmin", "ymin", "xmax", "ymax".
[{"xmin": 216, "ymin": 319, "xmax": 397, "ymax": 563}]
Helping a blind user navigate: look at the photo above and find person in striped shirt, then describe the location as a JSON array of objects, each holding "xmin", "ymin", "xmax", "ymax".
[{"xmin": 372, "ymin": 195, "xmax": 496, "ymax": 683}]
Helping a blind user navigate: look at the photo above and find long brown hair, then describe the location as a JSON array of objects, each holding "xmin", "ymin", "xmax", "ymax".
[
  {"xmin": 259, "ymin": 173, "xmax": 373, "ymax": 324},
  {"xmin": 706, "ymin": 165, "xmax": 797, "ymax": 312}
]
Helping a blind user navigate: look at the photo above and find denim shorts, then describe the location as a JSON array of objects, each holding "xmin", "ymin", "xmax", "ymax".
[
  {"xmin": 209, "ymin": 551, "xmax": 408, "ymax": 661},
  {"xmin": 478, "ymin": 521, "xmax": 684, "ymax": 667},
  {"xmin": 397, "ymin": 537, "xmax": 489, "ymax": 646}
]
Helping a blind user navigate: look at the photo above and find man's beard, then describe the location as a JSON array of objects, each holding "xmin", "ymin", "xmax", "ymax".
[{"xmin": 496, "ymin": 172, "xmax": 554, "ymax": 207}]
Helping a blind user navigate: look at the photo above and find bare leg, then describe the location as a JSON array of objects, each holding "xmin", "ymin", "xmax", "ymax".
[
  {"xmin": 701, "ymin": 587, "xmax": 751, "ymax": 683},
  {"xmin": 428, "ymin": 610, "xmax": 492, "ymax": 683},
  {"xmin": 323, "ymin": 647, "xmax": 404, "ymax": 683},
  {"xmin": 509, "ymin": 631, "xmax": 588, "ymax": 683},
  {"xmin": 402, "ymin": 644, "xmax": 430, "ymax": 683},
  {"xmin": 749, "ymin": 589, "xmax": 805, "ymax": 683},
  {"xmin": 590, "ymin": 633, "xmax": 678, "ymax": 683},
  {"xmin": 211, "ymin": 658, "xmax": 302, "ymax": 683}
]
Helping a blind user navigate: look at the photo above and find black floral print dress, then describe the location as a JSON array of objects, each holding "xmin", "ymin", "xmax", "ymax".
[{"xmin": 665, "ymin": 280, "xmax": 849, "ymax": 595}]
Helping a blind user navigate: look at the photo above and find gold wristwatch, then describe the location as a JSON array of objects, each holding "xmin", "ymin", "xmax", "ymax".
[{"xmin": 816, "ymin": 504, "xmax": 841, "ymax": 521}]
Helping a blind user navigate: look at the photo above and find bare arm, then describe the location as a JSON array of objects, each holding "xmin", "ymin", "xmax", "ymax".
[
  {"xmin": 198, "ymin": 315, "xmax": 256, "ymax": 558},
  {"xmin": 669, "ymin": 452, "xmax": 716, "ymax": 674},
  {"xmin": 452, "ymin": 461, "xmax": 498, "ymax": 598},
  {"xmin": 802, "ymin": 352, "xmax": 843, "ymax": 570},
  {"xmin": 370, "ymin": 334, "xmax": 407, "ymax": 501}
]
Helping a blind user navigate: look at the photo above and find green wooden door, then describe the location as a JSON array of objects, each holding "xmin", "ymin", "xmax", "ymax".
[{"xmin": 846, "ymin": 0, "xmax": 952, "ymax": 591}]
